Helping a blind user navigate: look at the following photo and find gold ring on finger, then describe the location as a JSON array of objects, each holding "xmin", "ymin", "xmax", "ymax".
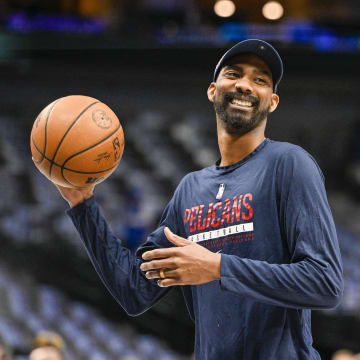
[{"xmin": 159, "ymin": 269, "xmax": 166, "ymax": 279}]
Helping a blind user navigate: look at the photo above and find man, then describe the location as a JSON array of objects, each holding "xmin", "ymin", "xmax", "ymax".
[{"xmin": 56, "ymin": 39, "xmax": 343, "ymax": 359}]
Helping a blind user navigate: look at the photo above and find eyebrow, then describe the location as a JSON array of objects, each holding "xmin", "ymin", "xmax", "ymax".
[{"xmin": 223, "ymin": 65, "xmax": 272, "ymax": 79}]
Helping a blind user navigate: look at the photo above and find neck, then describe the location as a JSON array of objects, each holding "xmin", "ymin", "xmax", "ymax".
[{"xmin": 217, "ymin": 119, "xmax": 267, "ymax": 167}]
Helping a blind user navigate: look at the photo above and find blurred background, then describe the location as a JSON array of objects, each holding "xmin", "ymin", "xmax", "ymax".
[{"xmin": 1, "ymin": 0, "xmax": 360, "ymax": 359}]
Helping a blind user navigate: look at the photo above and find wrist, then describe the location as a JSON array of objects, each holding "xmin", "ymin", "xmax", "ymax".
[
  {"xmin": 211, "ymin": 252, "xmax": 221, "ymax": 281},
  {"xmin": 69, "ymin": 192, "xmax": 93, "ymax": 208}
]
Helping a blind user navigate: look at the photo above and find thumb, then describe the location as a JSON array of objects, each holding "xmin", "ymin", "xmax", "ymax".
[{"xmin": 164, "ymin": 227, "xmax": 192, "ymax": 247}]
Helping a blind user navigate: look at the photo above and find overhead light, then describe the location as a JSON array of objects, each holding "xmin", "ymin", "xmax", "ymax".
[
  {"xmin": 262, "ymin": 1, "xmax": 284, "ymax": 21},
  {"xmin": 214, "ymin": 0, "xmax": 236, "ymax": 18}
]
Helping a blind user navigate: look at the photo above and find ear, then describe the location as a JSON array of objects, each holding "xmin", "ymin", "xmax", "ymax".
[
  {"xmin": 207, "ymin": 82, "xmax": 216, "ymax": 103},
  {"xmin": 269, "ymin": 93, "xmax": 279, "ymax": 113}
]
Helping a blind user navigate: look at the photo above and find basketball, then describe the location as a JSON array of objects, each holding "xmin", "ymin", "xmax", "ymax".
[{"xmin": 30, "ymin": 95, "xmax": 125, "ymax": 188}]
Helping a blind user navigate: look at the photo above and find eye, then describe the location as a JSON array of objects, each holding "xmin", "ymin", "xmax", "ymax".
[
  {"xmin": 254, "ymin": 77, "xmax": 267, "ymax": 84},
  {"xmin": 225, "ymin": 71, "xmax": 240, "ymax": 78}
]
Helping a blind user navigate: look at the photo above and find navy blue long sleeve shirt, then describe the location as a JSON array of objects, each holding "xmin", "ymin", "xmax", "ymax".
[{"xmin": 67, "ymin": 139, "xmax": 343, "ymax": 359}]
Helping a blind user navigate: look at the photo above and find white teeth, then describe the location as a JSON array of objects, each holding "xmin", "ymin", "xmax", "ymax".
[{"xmin": 231, "ymin": 99, "xmax": 253, "ymax": 107}]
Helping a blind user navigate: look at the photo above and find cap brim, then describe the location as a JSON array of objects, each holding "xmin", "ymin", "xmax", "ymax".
[{"xmin": 213, "ymin": 39, "xmax": 283, "ymax": 92}]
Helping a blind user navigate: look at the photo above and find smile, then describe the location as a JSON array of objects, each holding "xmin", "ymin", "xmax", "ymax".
[{"xmin": 230, "ymin": 98, "xmax": 254, "ymax": 109}]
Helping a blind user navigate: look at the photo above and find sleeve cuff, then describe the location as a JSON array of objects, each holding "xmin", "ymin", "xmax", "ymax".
[
  {"xmin": 66, "ymin": 195, "xmax": 97, "ymax": 217},
  {"xmin": 219, "ymin": 253, "xmax": 242, "ymax": 292}
]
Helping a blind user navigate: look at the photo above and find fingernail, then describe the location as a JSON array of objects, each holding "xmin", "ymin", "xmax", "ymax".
[{"xmin": 157, "ymin": 280, "xmax": 163, "ymax": 287}]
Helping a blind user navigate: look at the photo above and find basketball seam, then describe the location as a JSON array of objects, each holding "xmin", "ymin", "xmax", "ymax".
[
  {"xmin": 32, "ymin": 140, "xmax": 119, "ymax": 174},
  {"xmin": 32, "ymin": 99, "xmax": 60, "ymax": 165},
  {"xmin": 60, "ymin": 123, "xmax": 122, "ymax": 182},
  {"xmin": 48, "ymin": 100, "xmax": 99, "ymax": 178}
]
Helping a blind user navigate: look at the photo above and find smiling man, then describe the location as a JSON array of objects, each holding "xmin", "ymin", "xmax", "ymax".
[
  {"xmin": 211, "ymin": 54, "xmax": 278, "ymax": 139},
  {"xmin": 57, "ymin": 39, "xmax": 343, "ymax": 359}
]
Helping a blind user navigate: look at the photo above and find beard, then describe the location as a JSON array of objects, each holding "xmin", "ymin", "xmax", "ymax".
[{"xmin": 213, "ymin": 91, "xmax": 270, "ymax": 135}]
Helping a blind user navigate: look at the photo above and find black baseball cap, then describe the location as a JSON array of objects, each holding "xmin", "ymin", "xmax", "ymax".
[{"xmin": 213, "ymin": 39, "xmax": 283, "ymax": 93}]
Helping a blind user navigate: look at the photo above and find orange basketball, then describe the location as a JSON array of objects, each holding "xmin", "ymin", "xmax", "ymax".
[{"xmin": 30, "ymin": 95, "xmax": 125, "ymax": 188}]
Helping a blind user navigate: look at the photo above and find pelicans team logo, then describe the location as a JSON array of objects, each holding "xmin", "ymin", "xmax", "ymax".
[{"xmin": 184, "ymin": 193, "xmax": 254, "ymax": 247}]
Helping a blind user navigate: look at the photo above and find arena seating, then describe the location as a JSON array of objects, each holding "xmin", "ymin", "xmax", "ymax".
[
  {"xmin": 0, "ymin": 109, "xmax": 359, "ymax": 318},
  {"xmin": 0, "ymin": 102, "xmax": 359, "ymax": 359},
  {"xmin": 0, "ymin": 263, "xmax": 185, "ymax": 359}
]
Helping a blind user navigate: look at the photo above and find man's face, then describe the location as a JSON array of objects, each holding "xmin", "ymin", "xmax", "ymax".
[{"xmin": 208, "ymin": 54, "xmax": 279, "ymax": 135}]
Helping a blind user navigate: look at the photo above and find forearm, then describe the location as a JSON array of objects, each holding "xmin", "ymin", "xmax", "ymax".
[
  {"xmin": 220, "ymin": 254, "xmax": 343, "ymax": 309},
  {"xmin": 67, "ymin": 196, "xmax": 167, "ymax": 315}
]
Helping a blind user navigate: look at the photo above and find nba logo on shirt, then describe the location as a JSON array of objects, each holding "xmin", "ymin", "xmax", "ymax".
[{"xmin": 216, "ymin": 183, "xmax": 225, "ymax": 200}]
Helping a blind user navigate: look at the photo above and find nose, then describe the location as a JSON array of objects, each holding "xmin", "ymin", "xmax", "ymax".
[{"xmin": 235, "ymin": 77, "xmax": 253, "ymax": 94}]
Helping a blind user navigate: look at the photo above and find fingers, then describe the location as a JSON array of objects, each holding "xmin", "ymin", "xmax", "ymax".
[
  {"xmin": 144, "ymin": 270, "xmax": 161, "ymax": 279},
  {"xmin": 141, "ymin": 228, "xmax": 195, "ymax": 287},
  {"xmin": 142, "ymin": 247, "xmax": 177, "ymax": 261},
  {"xmin": 144, "ymin": 269, "xmax": 177, "ymax": 280},
  {"xmin": 140, "ymin": 258, "xmax": 176, "ymax": 272},
  {"xmin": 164, "ymin": 227, "xmax": 193, "ymax": 247},
  {"xmin": 143, "ymin": 268, "xmax": 181, "ymax": 287},
  {"xmin": 157, "ymin": 278, "xmax": 179, "ymax": 287},
  {"xmin": 142, "ymin": 228, "xmax": 192, "ymax": 261},
  {"xmin": 143, "ymin": 266, "xmax": 183, "ymax": 287}
]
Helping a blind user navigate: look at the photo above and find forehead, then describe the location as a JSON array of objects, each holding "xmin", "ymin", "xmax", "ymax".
[{"xmin": 221, "ymin": 53, "xmax": 272, "ymax": 77}]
